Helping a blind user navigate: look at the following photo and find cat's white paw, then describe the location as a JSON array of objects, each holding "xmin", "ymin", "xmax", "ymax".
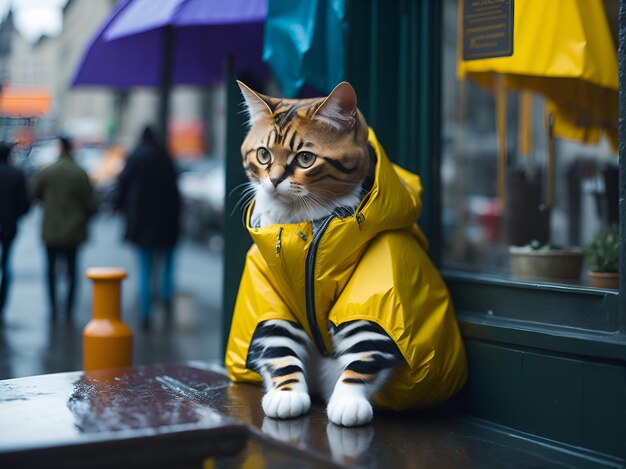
[
  {"xmin": 262, "ymin": 390, "xmax": 311, "ymax": 419},
  {"xmin": 327, "ymin": 393, "xmax": 373, "ymax": 427}
]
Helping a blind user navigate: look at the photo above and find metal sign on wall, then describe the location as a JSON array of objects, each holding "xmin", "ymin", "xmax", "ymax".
[{"xmin": 463, "ymin": 0, "xmax": 514, "ymax": 60}]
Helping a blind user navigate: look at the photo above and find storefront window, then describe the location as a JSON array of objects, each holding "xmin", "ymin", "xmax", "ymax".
[{"xmin": 441, "ymin": 0, "xmax": 619, "ymax": 287}]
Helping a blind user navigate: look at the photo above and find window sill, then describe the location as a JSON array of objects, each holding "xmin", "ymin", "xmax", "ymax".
[
  {"xmin": 458, "ymin": 311, "xmax": 626, "ymax": 362},
  {"xmin": 442, "ymin": 269, "xmax": 624, "ymax": 357},
  {"xmin": 442, "ymin": 268, "xmax": 619, "ymax": 296}
]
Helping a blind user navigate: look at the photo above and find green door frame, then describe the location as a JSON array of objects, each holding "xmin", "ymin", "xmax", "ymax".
[
  {"xmin": 222, "ymin": 58, "xmax": 251, "ymax": 352},
  {"xmin": 344, "ymin": 0, "xmax": 442, "ymax": 262}
]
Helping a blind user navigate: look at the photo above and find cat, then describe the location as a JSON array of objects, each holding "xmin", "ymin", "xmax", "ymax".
[
  {"xmin": 238, "ymin": 81, "xmax": 370, "ymax": 228},
  {"xmin": 225, "ymin": 81, "xmax": 468, "ymax": 427}
]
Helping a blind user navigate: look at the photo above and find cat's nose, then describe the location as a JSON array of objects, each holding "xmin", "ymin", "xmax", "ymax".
[
  {"xmin": 270, "ymin": 175, "xmax": 288, "ymax": 187},
  {"xmin": 269, "ymin": 168, "xmax": 286, "ymax": 188}
]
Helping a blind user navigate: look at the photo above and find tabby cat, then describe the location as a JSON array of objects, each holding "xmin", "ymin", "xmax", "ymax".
[{"xmin": 237, "ymin": 81, "xmax": 404, "ymax": 427}]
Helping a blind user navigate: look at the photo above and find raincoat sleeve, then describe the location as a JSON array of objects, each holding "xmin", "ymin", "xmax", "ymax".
[
  {"xmin": 225, "ymin": 244, "xmax": 298, "ymax": 383},
  {"xmin": 329, "ymin": 230, "xmax": 467, "ymax": 411}
]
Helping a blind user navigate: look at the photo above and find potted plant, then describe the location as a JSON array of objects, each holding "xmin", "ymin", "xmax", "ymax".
[
  {"xmin": 509, "ymin": 241, "xmax": 584, "ymax": 283},
  {"xmin": 585, "ymin": 226, "xmax": 619, "ymax": 289}
]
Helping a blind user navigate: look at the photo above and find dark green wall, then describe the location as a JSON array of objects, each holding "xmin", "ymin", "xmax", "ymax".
[
  {"xmin": 345, "ymin": 0, "xmax": 442, "ymax": 260},
  {"xmin": 463, "ymin": 338, "xmax": 626, "ymax": 461},
  {"xmin": 222, "ymin": 62, "xmax": 252, "ymax": 353}
]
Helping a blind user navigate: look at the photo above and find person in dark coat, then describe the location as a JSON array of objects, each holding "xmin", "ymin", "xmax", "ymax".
[
  {"xmin": 0, "ymin": 143, "xmax": 30, "ymax": 323},
  {"xmin": 113, "ymin": 125, "xmax": 180, "ymax": 330},
  {"xmin": 30, "ymin": 136, "xmax": 98, "ymax": 321}
]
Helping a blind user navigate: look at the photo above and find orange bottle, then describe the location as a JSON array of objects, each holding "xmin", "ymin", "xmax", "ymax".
[{"xmin": 83, "ymin": 267, "xmax": 133, "ymax": 371}]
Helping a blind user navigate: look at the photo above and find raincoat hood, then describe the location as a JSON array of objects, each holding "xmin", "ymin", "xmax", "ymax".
[{"xmin": 226, "ymin": 129, "xmax": 467, "ymax": 410}]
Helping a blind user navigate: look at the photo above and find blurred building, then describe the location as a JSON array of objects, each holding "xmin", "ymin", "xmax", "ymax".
[
  {"xmin": 58, "ymin": 0, "xmax": 216, "ymax": 157},
  {"xmin": 0, "ymin": 0, "xmax": 221, "ymax": 158},
  {"xmin": 55, "ymin": 0, "xmax": 117, "ymax": 145},
  {"xmin": 0, "ymin": 11, "xmax": 53, "ymax": 144}
]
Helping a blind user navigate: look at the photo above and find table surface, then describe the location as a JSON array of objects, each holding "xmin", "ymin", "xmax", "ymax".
[
  {"xmin": 0, "ymin": 361, "xmax": 584, "ymax": 468},
  {"xmin": 0, "ymin": 363, "xmax": 247, "ymax": 469}
]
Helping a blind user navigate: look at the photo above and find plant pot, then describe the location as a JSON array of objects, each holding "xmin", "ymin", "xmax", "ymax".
[
  {"xmin": 509, "ymin": 247, "xmax": 584, "ymax": 282},
  {"xmin": 588, "ymin": 271, "xmax": 619, "ymax": 289}
]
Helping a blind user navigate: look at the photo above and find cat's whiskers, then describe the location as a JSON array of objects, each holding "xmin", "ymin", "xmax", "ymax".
[
  {"xmin": 231, "ymin": 181, "xmax": 259, "ymax": 217},
  {"xmin": 237, "ymin": 188, "xmax": 257, "ymax": 208},
  {"xmin": 288, "ymin": 193, "xmax": 313, "ymax": 219},
  {"xmin": 230, "ymin": 180, "xmax": 256, "ymax": 198},
  {"xmin": 307, "ymin": 192, "xmax": 336, "ymax": 211},
  {"xmin": 295, "ymin": 192, "xmax": 339, "ymax": 220},
  {"xmin": 308, "ymin": 187, "xmax": 360, "ymax": 207},
  {"xmin": 308, "ymin": 187, "xmax": 351, "ymax": 208},
  {"xmin": 235, "ymin": 186, "xmax": 257, "ymax": 208}
]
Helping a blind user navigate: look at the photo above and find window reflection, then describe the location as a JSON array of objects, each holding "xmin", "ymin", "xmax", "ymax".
[{"xmin": 441, "ymin": 0, "xmax": 619, "ymax": 287}]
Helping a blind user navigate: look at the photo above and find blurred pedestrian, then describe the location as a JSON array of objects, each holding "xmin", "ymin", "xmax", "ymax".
[
  {"xmin": 112, "ymin": 126, "xmax": 180, "ymax": 331},
  {"xmin": 30, "ymin": 136, "xmax": 98, "ymax": 321},
  {"xmin": 0, "ymin": 143, "xmax": 30, "ymax": 324}
]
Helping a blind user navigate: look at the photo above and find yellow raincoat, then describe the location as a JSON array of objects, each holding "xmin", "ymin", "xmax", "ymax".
[{"xmin": 225, "ymin": 129, "xmax": 467, "ymax": 410}]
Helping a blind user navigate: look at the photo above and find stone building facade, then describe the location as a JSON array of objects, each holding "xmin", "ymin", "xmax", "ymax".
[{"xmin": 0, "ymin": 0, "xmax": 219, "ymax": 157}]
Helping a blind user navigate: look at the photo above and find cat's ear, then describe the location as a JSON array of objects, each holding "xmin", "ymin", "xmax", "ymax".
[
  {"xmin": 312, "ymin": 82, "xmax": 357, "ymax": 131},
  {"xmin": 237, "ymin": 81, "xmax": 272, "ymax": 126}
]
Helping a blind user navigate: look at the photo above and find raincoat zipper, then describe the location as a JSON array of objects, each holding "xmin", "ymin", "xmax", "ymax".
[
  {"xmin": 305, "ymin": 214, "xmax": 335, "ymax": 356},
  {"xmin": 275, "ymin": 227, "xmax": 283, "ymax": 256}
]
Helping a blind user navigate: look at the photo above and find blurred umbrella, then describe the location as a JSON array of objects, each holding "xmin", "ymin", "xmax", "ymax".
[
  {"xmin": 457, "ymin": 0, "xmax": 617, "ymax": 209},
  {"xmin": 72, "ymin": 0, "xmax": 268, "ymax": 140}
]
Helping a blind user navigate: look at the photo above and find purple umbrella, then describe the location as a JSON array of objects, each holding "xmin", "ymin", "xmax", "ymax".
[
  {"xmin": 72, "ymin": 0, "xmax": 268, "ymax": 136},
  {"xmin": 72, "ymin": 0, "xmax": 267, "ymax": 87}
]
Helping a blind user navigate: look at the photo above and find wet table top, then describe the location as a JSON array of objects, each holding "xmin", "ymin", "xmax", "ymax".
[
  {"xmin": 0, "ymin": 361, "xmax": 576, "ymax": 468},
  {"xmin": 0, "ymin": 363, "xmax": 247, "ymax": 468}
]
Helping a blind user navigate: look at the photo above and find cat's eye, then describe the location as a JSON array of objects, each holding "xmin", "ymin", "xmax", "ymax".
[
  {"xmin": 296, "ymin": 152, "xmax": 316, "ymax": 168},
  {"xmin": 256, "ymin": 147, "xmax": 272, "ymax": 165}
]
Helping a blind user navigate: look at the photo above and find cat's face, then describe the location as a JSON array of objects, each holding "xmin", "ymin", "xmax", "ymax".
[{"xmin": 238, "ymin": 82, "xmax": 370, "ymax": 212}]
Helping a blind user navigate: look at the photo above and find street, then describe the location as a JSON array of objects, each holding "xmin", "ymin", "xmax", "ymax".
[{"xmin": 0, "ymin": 207, "xmax": 225, "ymax": 379}]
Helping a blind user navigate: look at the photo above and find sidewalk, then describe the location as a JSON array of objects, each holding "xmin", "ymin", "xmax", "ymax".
[{"xmin": 0, "ymin": 207, "xmax": 225, "ymax": 379}]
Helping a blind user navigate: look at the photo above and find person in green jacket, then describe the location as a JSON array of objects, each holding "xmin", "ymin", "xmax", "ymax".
[{"xmin": 30, "ymin": 136, "xmax": 97, "ymax": 321}]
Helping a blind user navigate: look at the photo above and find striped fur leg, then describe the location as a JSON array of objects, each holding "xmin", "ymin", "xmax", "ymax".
[
  {"xmin": 327, "ymin": 321, "xmax": 403, "ymax": 427},
  {"xmin": 248, "ymin": 320, "xmax": 312, "ymax": 419}
]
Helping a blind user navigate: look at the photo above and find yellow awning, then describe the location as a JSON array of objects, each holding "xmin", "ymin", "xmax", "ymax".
[{"xmin": 458, "ymin": 0, "xmax": 618, "ymax": 148}]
